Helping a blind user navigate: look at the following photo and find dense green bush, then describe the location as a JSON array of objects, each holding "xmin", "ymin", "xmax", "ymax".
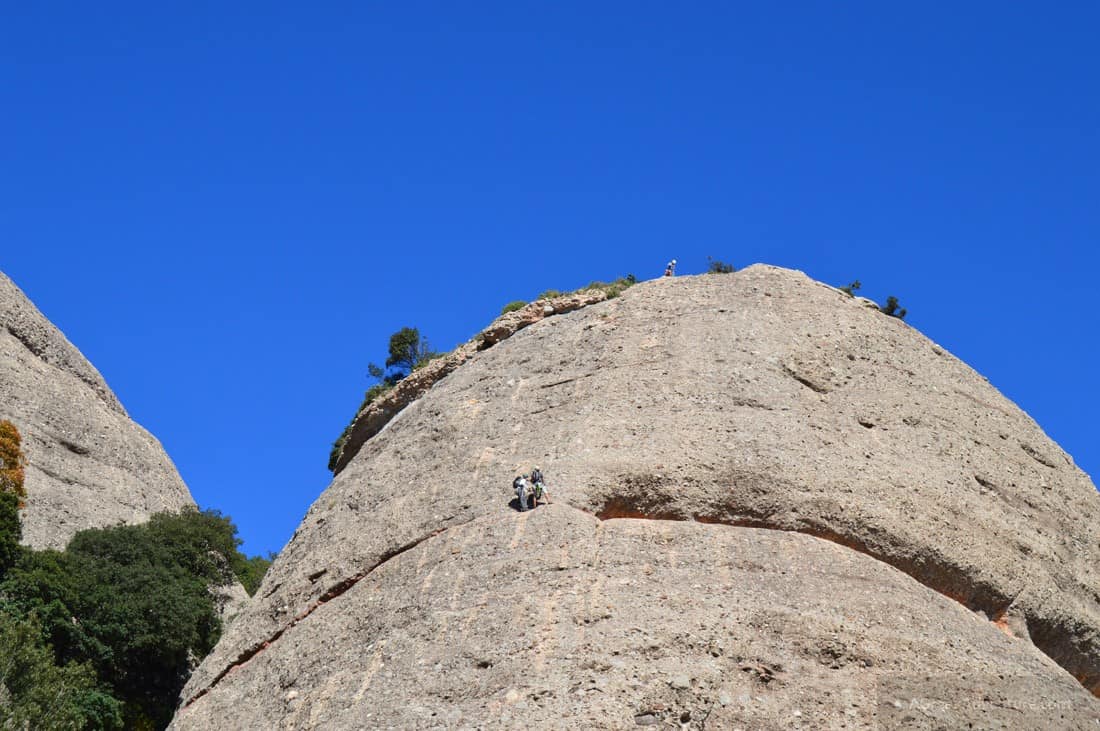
[
  {"xmin": 0, "ymin": 492, "xmax": 20, "ymax": 575},
  {"xmin": 0, "ymin": 508, "xmax": 269, "ymax": 730},
  {"xmin": 235, "ymin": 553, "xmax": 275, "ymax": 596},
  {"xmin": 0, "ymin": 611, "xmax": 121, "ymax": 730},
  {"xmin": 500, "ymin": 300, "xmax": 527, "ymax": 315}
]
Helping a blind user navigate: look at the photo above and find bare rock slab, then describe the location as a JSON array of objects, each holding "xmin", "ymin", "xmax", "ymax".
[{"xmin": 173, "ymin": 507, "xmax": 1099, "ymax": 729}]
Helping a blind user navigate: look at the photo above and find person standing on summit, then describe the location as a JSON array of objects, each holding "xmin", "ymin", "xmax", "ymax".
[{"xmin": 664, "ymin": 259, "xmax": 676, "ymax": 277}]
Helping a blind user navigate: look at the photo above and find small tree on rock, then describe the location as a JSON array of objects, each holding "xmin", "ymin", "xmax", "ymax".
[
  {"xmin": 331, "ymin": 328, "xmax": 441, "ymax": 472},
  {"xmin": 881, "ymin": 296, "xmax": 907, "ymax": 319},
  {"xmin": 839, "ymin": 280, "xmax": 862, "ymax": 296},
  {"xmin": 376, "ymin": 327, "xmax": 439, "ymax": 380}
]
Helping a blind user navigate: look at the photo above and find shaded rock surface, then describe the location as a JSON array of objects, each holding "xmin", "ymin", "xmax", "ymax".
[
  {"xmin": 0, "ymin": 271, "xmax": 195, "ymax": 548},
  {"xmin": 175, "ymin": 266, "xmax": 1100, "ymax": 728}
]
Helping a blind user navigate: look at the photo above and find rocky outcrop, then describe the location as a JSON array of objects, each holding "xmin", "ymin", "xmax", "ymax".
[
  {"xmin": 0, "ymin": 272, "xmax": 195, "ymax": 548},
  {"xmin": 174, "ymin": 266, "xmax": 1100, "ymax": 729},
  {"xmin": 330, "ymin": 289, "xmax": 609, "ymax": 474}
]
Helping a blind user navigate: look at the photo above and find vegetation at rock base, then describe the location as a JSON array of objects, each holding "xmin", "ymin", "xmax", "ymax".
[
  {"xmin": 839, "ymin": 280, "xmax": 862, "ymax": 296},
  {"xmin": 0, "ymin": 419, "xmax": 27, "ymax": 504},
  {"xmin": 0, "ymin": 611, "xmax": 119, "ymax": 731},
  {"xmin": 0, "ymin": 493, "xmax": 19, "ymax": 576},
  {"xmin": 235, "ymin": 551, "xmax": 275, "ymax": 596},
  {"xmin": 0, "ymin": 464, "xmax": 272, "ymax": 731},
  {"xmin": 500, "ymin": 300, "xmax": 527, "ymax": 315},
  {"xmin": 707, "ymin": 257, "xmax": 735, "ymax": 274}
]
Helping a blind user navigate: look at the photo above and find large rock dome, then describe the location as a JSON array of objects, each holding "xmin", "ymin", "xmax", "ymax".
[{"xmin": 174, "ymin": 265, "xmax": 1100, "ymax": 729}]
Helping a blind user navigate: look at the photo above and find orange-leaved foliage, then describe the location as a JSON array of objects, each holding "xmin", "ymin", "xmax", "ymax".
[{"xmin": 0, "ymin": 419, "xmax": 27, "ymax": 503}]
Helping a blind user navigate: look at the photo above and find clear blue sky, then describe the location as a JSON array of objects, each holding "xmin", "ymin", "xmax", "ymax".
[{"xmin": 2, "ymin": 3, "xmax": 1097, "ymax": 556}]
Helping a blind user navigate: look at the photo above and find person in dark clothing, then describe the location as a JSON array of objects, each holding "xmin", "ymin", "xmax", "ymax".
[{"xmin": 530, "ymin": 466, "xmax": 550, "ymax": 506}]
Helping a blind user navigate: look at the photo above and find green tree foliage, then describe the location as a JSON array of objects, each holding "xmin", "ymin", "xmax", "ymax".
[
  {"xmin": 881, "ymin": 295, "xmax": 907, "ymax": 319},
  {"xmin": 0, "ymin": 492, "xmax": 20, "ymax": 576},
  {"xmin": 235, "ymin": 552, "xmax": 275, "ymax": 596},
  {"xmin": 367, "ymin": 327, "xmax": 441, "ymax": 385},
  {"xmin": 330, "ymin": 327, "xmax": 440, "ymax": 471},
  {"xmin": 382, "ymin": 327, "xmax": 439, "ymax": 376},
  {"xmin": 839, "ymin": 280, "xmax": 862, "ymax": 296},
  {"xmin": 0, "ymin": 508, "xmax": 269, "ymax": 729},
  {"xmin": 0, "ymin": 611, "xmax": 122, "ymax": 731},
  {"xmin": 500, "ymin": 300, "xmax": 527, "ymax": 315},
  {"xmin": 707, "ymin": 257, "xmax": 735, "ymax": 274}
]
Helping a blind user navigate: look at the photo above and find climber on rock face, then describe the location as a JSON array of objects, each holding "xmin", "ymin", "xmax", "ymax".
[
  {"xmin": 530, "ymin": 466, "xmax": 550, "ymax": 507},
  {"xmin": 513, "ymin": 474, "xmax": 530, "ymax": 511}
]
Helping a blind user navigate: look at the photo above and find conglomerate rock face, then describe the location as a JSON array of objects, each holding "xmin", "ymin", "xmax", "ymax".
[
  {"xmin": 174, "ymin": 265, "xmax": 1100, "ymax": 729},
  {"xmin": 0, "ymin": 271, "xmax": 195, "ymax": 548}
]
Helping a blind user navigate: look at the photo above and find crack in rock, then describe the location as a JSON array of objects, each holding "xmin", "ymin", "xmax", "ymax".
[
  {"xmin": 1020, "ymin": 442, "xmax": 1060, "ymax": 469},
  {"xmin": 180, "ymin": 522, "xmax": 468, "ymax": 709},
  {"xmin": 782, "ymin": 364, "xmax": 830, "ymax": 394}
]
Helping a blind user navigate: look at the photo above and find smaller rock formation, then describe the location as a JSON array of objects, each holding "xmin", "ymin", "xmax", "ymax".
[{"xmin": 0, "ymin": 271, "xmax": 195, "ymax": 548}]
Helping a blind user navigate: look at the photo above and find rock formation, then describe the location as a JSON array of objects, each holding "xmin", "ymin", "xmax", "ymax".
[
  {"xmin": 331, "ymin": 288, "xmax": 610, "ymax": 475},
  {"xmin": 0, "ymin": 271, "xmax": 195, "ymax": 549},
  {"xmin": 174, "ymin": 265, "xmax": 1100, "ymax": 729}
]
